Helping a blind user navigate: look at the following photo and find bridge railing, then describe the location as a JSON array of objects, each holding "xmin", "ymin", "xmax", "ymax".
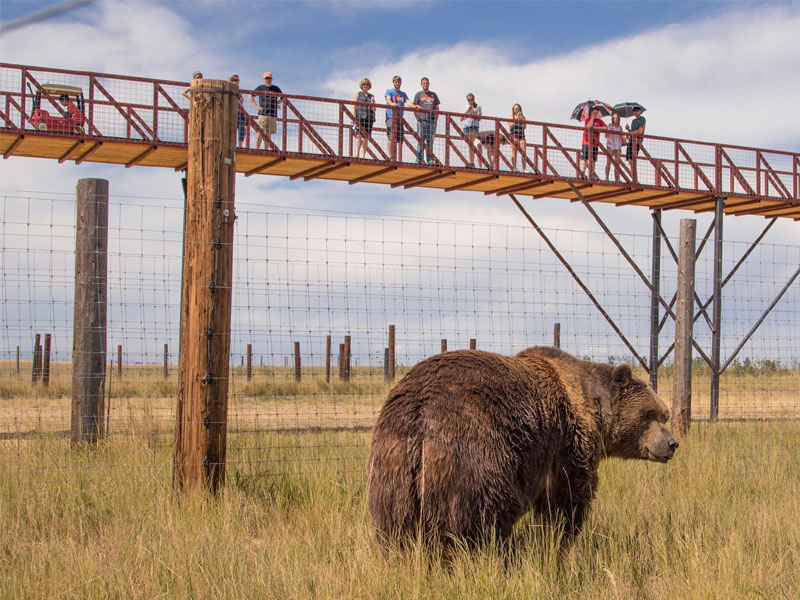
[{"xmin": 1, "ymin": 63, "xmax": 798, "ymax": 203}]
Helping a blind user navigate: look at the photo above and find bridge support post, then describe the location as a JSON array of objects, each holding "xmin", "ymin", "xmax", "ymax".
[
  {"xmin": 174, "ymin": 77, "xmax": 237, "ymax": 495},
  {"xmin": 649, "ymin": 209, "xmax": 662, "ymax": 390},
  {"xmin": 709, "ymin": 197, "xmax": 724, "ymax": 421},
  {"xmin": 71, "ymin": 178, "xmax": 108, "ymax": 444}
]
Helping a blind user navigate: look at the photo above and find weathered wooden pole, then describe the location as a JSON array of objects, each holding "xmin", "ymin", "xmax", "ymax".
[
  {"xmin": 163, "ymin": 344, "xmax": 169, "ymax": 379},
  {"xmin": 440, "ymin": 338, "xmax": 447, "ymax": 353},
  {"xmin": 338, "ymin": 343, "xmax": 345, "ymax": 380},
  {"xmin": 344, "ymin": 335, "xmax": 352, "ymax": 382},
  {"xmin": 42, "ymin": 333, "xmax": 52, "ymax": 387},
  {"xmin": 16, "ymin": 346, "xmax": 20, "ymax": 374},
  {"xmin": 672, "ymin": 219, "xmax": 696, "ymax": 436},
  {"xmin": 117, "ymin": 344, "xmax": 122, "ymax": 377},
  {"xmin": 325, "ymin": 335, "xmax": 331, "ymax": 383},
  {"xmin": 387, "ymin": 325, "xmax": 395, "ymax": 381},
  {"xmin": 71, "ymin": 178, "xmax": 108, "ymax": 444},
  {"xmin": 173, "ymin": 76, "xmax": 237, "ymax": 495},
  {"xmin": 246, "ymin": 343, "xmax": 253, "ymax": 381},
  {"xmin": 32, "ymin": 333, "xmax": 41, "ymax": 383},
  {"xmin": 553, "ymin": 323, "xmax": 561, "ymax": 349},
  {"xmin": 469, "ymin": 338, "xmax": 476, "ymax": 350},
  {"xmin": 383, "ymin": 348, "xmax": 390, "ymax": 382},
  {"xmin": 294, "ymin": 342, "xmax": 301, "ymax": 381}
]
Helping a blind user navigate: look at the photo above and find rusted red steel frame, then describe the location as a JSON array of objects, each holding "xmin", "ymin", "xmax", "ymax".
[{"xmin": 2, "ymin": 63, "xmax": 798, "ymax": 207}]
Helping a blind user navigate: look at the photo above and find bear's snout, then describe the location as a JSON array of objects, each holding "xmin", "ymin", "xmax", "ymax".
[{"xmin": 645, "ymin": 426, "xmax": 679, "ymax": 463}]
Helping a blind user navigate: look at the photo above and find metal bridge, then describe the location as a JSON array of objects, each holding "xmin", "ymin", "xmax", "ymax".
[{"xmin": 1, "ymin": 63, "xmax": 798, "ymax": 220}]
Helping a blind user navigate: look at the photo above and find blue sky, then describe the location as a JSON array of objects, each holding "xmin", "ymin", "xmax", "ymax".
[{"xmin": 1, "ymin": 1, "xmax": 798, "ymax": 365}]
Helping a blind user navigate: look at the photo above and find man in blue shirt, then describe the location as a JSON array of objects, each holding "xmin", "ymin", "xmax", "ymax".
[
  {"xmin": 625, "ymin": 106, "xmax": 646, "ymax": 182},
  {"xmin": 248, "ymin": 71, "xmax": 283, "ymax": 150},
  {"xmin": 413, "ymin": 77, "xmax": 441, "ymax": 165},
  {"xmin": 384, "ymin": 75, "xmax": 416, "ymax": 161}
]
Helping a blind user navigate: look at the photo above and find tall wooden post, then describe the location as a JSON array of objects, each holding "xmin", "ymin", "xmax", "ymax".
[
  {"xmin": 338, "ymin": 343, "xmax": 345, "ymax": 380},
  {"xmin": 344, "ymin": 335, "xmax": 352, "ymax": 382},
  {"xmin": 469, "ymin": 338, "xmax": 476, "ymax": 350},
  {"xmin": 32, "ymin": 333, "xmax": 41, "ymax": 383},
  {"xmin": 649, "ymin": 209, "xmax": 663, "ymax": 391},
  {"xmin": 440, "ymin": 338, "xmax": 447, "ymax": 353},
  {"xmin": 117, "ymin": 344, "xmax": 122, "ymax": 377},
  {"xmin": 384, "ymin": 348, "xmax": 390, "ymax": 382},
  {"xmin": 163, "ymin": 344, "xmax": 169, "ymax": 379},
  {"xmin": 672, "ymin": 219, "xmax": 696, "ymax": 436},
  {"xmin": 294, "ymin": 342, "xmax": 301, "ymax": 381},
  {"xmin": 71, "ymin": 178, "xmax": 108, "ymax": 444},
  {"xmin": 325, "ymin": 335, "xmax": 331, "ymax": 383},
  {"xmin": 387, "ymin": 325, "xmax": 395, "ymax": 381},
  {"xmin": 173, "ymin": 76, "xmax": 237, "ymax": 495},
  {"xmin": 42, "ymin": 333, "xmax": 52, "ymax": 387},
  {"xmin": 246, "ymin": 343, "xmax": 253, "ymax": 381},
  {"xmin": 553, "ymin": 323, "xmax": 561, "ymax": 349},
  {"xmin": 16, "ymin": 346, "xmax": 20, "ymax": 374},
  {"xmin": 709, "ymin": 197, "xmax": 724, "ymax": 421}
]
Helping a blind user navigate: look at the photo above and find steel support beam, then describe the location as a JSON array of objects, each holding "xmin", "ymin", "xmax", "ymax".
[
  {"xmin": 649, "ymin": 209, "xmax": 662, "ymax": 390},
  {"xmin": 709, "ymin": 196, "xmax": 725, "ymax": 421}
]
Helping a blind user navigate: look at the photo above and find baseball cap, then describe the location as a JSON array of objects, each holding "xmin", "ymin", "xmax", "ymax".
[{"xmin": 263, "ymin": 71, "xmax": 273, "ymax": 78}]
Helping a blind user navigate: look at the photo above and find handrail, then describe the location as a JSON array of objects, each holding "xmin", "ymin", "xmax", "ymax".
[{"xmin": 1, "ymin": 62, "xmax": 798, "ymax": 207}]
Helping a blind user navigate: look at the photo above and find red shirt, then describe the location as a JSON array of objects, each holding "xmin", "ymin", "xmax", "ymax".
[{"xmin": 582, "ymin": 117, "xmax": 606, "ymax": 146}]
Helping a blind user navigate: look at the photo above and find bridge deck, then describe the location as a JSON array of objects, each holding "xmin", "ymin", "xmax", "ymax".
[{"xmin": 2, "ymin": 63, "xmax": 798, "ymax": 219}]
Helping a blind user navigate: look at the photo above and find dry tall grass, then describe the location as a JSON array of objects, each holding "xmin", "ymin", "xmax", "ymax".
[{"xmin": 1, "ymin": 422, "xmax": 798, "ymax": 599}]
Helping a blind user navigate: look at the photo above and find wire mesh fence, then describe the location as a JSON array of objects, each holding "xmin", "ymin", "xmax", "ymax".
[{"xmin": 1, "ymin": 191, "xmax": 798, "ymax": 483}]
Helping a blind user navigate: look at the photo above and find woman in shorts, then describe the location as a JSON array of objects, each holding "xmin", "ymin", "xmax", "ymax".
[
  {"xmin": 461, "ymin": 93, "xmax": 482, "ymax": 167},
  {"xmin": 604, "ymin": 112, "xmax": 625, "ymax": 182},
  {"xmin": 352, "ymin": 78, "xmax": 376, "ymax": 159},
  {"xmin": 508, "ymin": 103, "xmax": 527, "ymax": 172}
]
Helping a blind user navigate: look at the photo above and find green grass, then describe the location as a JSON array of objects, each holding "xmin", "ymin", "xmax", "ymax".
[{"xmin": 2, "ymin": 422, "xmax": 798, "ymax": 599}]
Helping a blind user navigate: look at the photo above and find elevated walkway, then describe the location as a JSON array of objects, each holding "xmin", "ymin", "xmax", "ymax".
[{"xmin": 1, "ymin": 63, "xmax": 798, "ymax": 219}]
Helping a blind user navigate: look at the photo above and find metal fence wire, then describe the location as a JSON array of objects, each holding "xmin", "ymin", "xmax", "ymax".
[{"xmin": 1, "ymin": 192, "xmax": 798, "ymax": 481}]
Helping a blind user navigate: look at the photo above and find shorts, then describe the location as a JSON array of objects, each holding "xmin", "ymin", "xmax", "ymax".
[
  {"xmin": 582, "ymin": 144, "xmax": 598, "ymax": 161},
  {"xmin": 354, "ymin": 116, "xmax": 374, "ymax": 136},
  {"xmin": 257, "ymin": 114, "xmax": 277, "ymax": 134},
  {"xmin": 463, "ymin": 125, "xmax": 478, "ymax": 135},
  {"xmin": 626, "ymin": 141, "xmax": 641, "ymax": 160},
  {"xmin": 385, "ymin": 118, "xmax": 403, "ymax": 142},
  {"xmin": 510, "ymin": 125, "xmax": 525, "ymax": 140}
]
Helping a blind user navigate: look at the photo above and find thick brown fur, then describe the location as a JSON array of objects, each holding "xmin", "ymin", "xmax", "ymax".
[{"xmin": 367, "ymin": 346, "xmax": 678, "ymax": 550}]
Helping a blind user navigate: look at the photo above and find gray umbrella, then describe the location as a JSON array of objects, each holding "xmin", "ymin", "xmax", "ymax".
[{"xmin": 612, "ymin": 102, "xmax": 646, "ymax": 119}]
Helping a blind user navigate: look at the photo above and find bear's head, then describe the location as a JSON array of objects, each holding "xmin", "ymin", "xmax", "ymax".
[{"xmin": 603, "ymin": 364, "xmax": 679, "ymax": 463}]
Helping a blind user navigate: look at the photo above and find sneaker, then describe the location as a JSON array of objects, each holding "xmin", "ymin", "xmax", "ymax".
[{"xmin": 427, "ymin": 159, "xmax": 437, "ymax": 166}]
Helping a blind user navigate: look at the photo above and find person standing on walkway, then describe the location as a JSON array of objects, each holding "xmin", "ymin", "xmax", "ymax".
[
  {"xmin": 385, "ymin": 75, "xmax": 415, "ymax": 160},
  {"xmin": 249, "ymin": 71, "xmax": 283, "ymax": 150},
  {"xmin": 353, "ymin": 77, "xmax": 376, "ymax": 159},
  {"xmin": 581, "ymin": 105, "xmax": 606, "ymax": 179},
  {"xmin": 461, "ymin": 93, "xmax": 482, "ymax": 168},
  {"xmin": 413, "ymin": 77, "xmax": 441, "ymax": 165},
  {"xmin": 182, "ymin": 71, "xmax": 202, "ymax": 100},
  {"xmin": 508, "ymin": 103, "xmax": 527, "ymax": 172},
  {"xmin": 625, "ymin": 106, "xmax": 646, "ymax": 182},
  {"xmin": 605, "ymin": 112, "xmax": 625, "ymax": 182},
  {"xmin": 230, "ymin": 74, "xmax": 247, "ymax": 148}
]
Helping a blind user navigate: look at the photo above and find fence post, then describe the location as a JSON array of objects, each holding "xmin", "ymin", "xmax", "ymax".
[
  {"xmin": 649, "ymin": 209, "xmax": 663, "ymax": 391},
  {"xmin": 71, "ymin": 178, "xmax": 108, "ymax": 444},
  {"xmin": 163, "ymin": 344, "xmax": 169, "ymax": 379},
  {"xmin": 709, "ymin": 197, "xmax": 725, "ymax": 421},
  {"xmin": 117, "ymin": 344, "xmax": 122, "ymax": 377},
  {"xmin": 338, "ymin": 343, "xmax": 345, "ymax": 380},
  {"xmin": 441, "ymin": 338, "xmax": 447, "ymax": 353},
  {"xmin": 384, "ymin": 348, "xmax": 390, "ymax": 381},
  {"xmin": 388, "ymin": 325, "xmax": 395, "ymax": 381},
  {"xmin": 42, "ymin": 333, "xmax": 52, "ymax": 387},
  {"xmin": 344, "ymin": 335, "xmax": 351, "ymax": 382},
  {"xmin": 553, "ymin": 323, "xmax": 561, "ymax": 349},
  {"xmin": 16, "ymin": 346, "xmax": 20, "ymax": 374},
  {"xmin": 325, "ymin": 335, "xmax": 331, "ymax": 383},
  {"xmin": 294, "ymin": 342, "xmax": 301, "ymax": 381},
  {"xmin": 173, "ymin": 76, "xmax": 237, "ymax": 495},
  {"xmin": 32, "ymin": 333, "xmax": 41, "ymax": 384},
  {"xmin": 672, "ymin": 219, "xmax": 696, "ymax": 436},
  {"xmin": 246, "ymin": 343, "xmax": 253, "ymax": 381},
  {"xmin": 469, "ymin": 338, "xmax": 476, "ymax": 350}
]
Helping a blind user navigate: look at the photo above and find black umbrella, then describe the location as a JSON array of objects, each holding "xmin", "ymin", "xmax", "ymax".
[
  {"xmin": 571, "ymin": 100, "xmax": 612, "ymax": 121},
  {"xmin": 612, "ymin": 102, "xmax": 646, "ymax": 119}
]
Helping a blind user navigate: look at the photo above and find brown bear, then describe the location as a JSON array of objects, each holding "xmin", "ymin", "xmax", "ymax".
[{"xmin": 367, "ymin": 346, "xmax": 678, "ymax": 549}]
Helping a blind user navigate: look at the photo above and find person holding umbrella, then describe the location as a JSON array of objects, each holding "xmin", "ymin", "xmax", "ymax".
[
  {"xmin": 625, "ymin": 105, "xmax": 646, "ymax": 181},
  {"xmin": 581, "ymin": 105, "xmax": 607, "ymax": 180}
]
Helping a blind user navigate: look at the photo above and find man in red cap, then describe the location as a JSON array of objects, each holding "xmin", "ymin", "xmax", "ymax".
[{"xmin": 249, "ymin": 71, "xmax": 283, "ymax": 150}]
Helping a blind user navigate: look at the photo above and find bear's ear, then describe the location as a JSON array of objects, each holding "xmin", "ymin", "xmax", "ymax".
[{"xmin": 612, "ymin": 364, "xmax": 632, "ymax": 384}]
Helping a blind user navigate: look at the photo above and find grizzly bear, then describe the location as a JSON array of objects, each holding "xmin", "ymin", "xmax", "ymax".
[{"xmin": 368, "ymin": 346, "xmax": 678, "ymax": 549}]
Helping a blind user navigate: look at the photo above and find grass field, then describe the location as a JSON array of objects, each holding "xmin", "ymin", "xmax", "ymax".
[{"xmin": 2, "ymin": 360, "xmax": 799, "ymax": 598}]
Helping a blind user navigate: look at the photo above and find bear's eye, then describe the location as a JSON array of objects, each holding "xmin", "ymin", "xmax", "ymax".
[{"xmin": 645, "ymin": 410, "xmax": 660, "ymax": 422}]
